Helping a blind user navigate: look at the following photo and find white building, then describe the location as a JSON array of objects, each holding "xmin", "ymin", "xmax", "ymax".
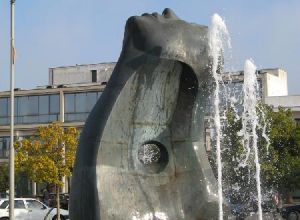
[
  {"xmin": 0, "ymin": 62, "xmax": 298, "ymax": 197},
  {"xmin": 49, "ymin": 62, "xmax": 115, "ymax": 86},
  {"xmin": 265, "ymin": 95, "xmax": 300, "ymax": 122}
]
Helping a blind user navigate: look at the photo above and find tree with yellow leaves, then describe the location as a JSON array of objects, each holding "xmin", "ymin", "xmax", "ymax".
[{"xmin": 15, "ymin": 122, "xmax": 78, "ymax": 220}]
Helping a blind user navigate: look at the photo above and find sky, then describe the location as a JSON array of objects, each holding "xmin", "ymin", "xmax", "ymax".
[{"xmin": 0, "ymin": 0, "xmax": 299, "ymax": 94}]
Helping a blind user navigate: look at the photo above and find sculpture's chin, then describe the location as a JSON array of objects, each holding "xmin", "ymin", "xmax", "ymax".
[
  {"xmin": 124, "ymin": 15, "xmax": 161, "ymax": 52},
  {"xmin": 123, "ymin": 15, "xmax": 209, "ymax": 76}
]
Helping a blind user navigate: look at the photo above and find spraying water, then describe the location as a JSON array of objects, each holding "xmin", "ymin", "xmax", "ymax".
[
  {"xmin": 242, "ymin": 59, "xmax": 263, "ymax": 220},
  {"xmin": 258, "ymin": 105, "xmax": 271, "ymax": 155},
  {"xmin": 208, "ymin": 14, "xmax": 231, "ymax": 220}
]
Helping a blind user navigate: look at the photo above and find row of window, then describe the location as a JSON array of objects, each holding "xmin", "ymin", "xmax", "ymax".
[
  {"xmin": 65, "ymin": 92, "xmax": 101, "ymax": 113},
  {"xmin": 64, "ymin": 92, "xmax": 102, "ymax": 121},
  {"xmin": 0, "ymin": 91, "xmax": 102, "ymax": 125},
  {"xmin": 0, "ymin": 94, "xmax": 59, "ymax": 125}
]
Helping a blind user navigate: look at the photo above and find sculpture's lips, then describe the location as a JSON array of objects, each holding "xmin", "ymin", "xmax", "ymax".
[
  {"xmin": 139, "ymin": 8, "xmax": 180, "ymax": 20},
  {"xmin": 141, "ymin": 11, "xmax": 169, "ymax": 20}
]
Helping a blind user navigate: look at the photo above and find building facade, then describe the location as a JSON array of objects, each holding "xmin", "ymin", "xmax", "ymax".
[
  {"xmin": 0, "ymin": 63, "xmax": 113, "ymax": 196},
  {"xmin": 265, "ymin": 95, "xmax": 300, "ymax": 122},
  {"xmin": 0, "ymin": 62, "xmax": 298, "ymax": 197},
  {"xmin": 49, "ymin": 62, "xmax": 115, "ymax": 86}
]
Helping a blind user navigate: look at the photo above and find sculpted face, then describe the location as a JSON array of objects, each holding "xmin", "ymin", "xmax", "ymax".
[
  {"xmin": 70, "ymin": 8, "xmax": 223, "ymax": 220},
  {"xmin": 125, "ymin": 8, "xmax": 182, "ymax": 51},
  {"xmin": 124, "ymin": 8, "xmax": 209, "ymax": 74}
]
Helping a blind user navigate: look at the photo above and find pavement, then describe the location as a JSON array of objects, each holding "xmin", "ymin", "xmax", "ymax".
[
  {"xmin": 228, "ymin": 212, "xmax": 283, "ymax": 219},
  {"xmin": 245, "ymin": 212, "xmax": 283, "ymax": 219}
]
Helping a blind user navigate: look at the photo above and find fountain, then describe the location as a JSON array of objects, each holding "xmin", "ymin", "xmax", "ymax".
[
  {"xmin": 70, "ymin": 8, "xmax": 266, "ymax": 220},
  {"xmin": 209, "ymin": 15, "xmax": 265, "ymax": 220},
  {"xmin": 208, "ymin": 13, "xmax": 231, "ymax": 220},
  {"xmin": 242, "ymin": 60, "xmax": 262, "ymax": 220}
]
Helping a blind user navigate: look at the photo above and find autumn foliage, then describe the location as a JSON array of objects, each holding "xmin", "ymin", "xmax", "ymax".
[{"xmin": 14, "ymin": 122, "xmax": 78, "ymax": 186}]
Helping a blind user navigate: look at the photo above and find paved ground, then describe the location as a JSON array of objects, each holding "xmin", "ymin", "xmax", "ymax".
[
  {"xmin": 245, "ymin": 212, "xmax": 283, "ymax": 219},
  {"xmin": 228, "ymin": 212, "xmax": 283, "ymax": 219}
]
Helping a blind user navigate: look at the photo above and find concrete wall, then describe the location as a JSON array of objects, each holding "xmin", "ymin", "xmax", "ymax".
[
  {"xmin": 264, "ymin": 68, "xmax": 288, "ymax": 97},
  {"xmin": 265, "ymin": 95, "xmax": 300, "ymax": 109},
  {"xmin": 49, "ymin": 64, "xmax": 288, "ymax": 97},
  {"xmin": 49, "ymin": 63, "xmax": 115, "ymax": 85},
  {"xmin": 265, "ymin": 95, "xmax": 300, "ymax": 120},
  {"xmin": 223, "ymin": 68, "xmax": 288, "ymax": 100}
]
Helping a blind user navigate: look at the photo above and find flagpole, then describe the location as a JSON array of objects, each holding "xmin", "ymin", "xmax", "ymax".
[{"xmin": 9, "ymin": 0, "xmax": 15, "ymax": 220}]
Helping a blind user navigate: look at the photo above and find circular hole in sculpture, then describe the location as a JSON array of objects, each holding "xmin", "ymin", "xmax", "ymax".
[{"xmin": 137, "ymin": 141, "xmax": 169, "ymax": 173}]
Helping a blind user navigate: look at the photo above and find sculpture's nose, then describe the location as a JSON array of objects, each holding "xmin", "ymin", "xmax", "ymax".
[{"xmin": 162, "ymin": 8, "xmax": 180, "ymax": 19}]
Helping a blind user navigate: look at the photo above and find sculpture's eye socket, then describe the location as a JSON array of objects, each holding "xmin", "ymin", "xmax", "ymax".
[{"xmin": 138, "ymin": 141, "xmax": 169, "ymax": 173}]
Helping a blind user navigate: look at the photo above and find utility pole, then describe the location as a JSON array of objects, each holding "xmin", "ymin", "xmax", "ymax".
[{"xmin": 9, "ymin": 0, "xmax": 15, "ymax": 220}]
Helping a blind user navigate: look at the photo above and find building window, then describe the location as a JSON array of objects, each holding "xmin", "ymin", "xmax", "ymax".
[
  {"xmin": 91, "ymin": 70, "xmax": 97, "ymax": 83},
  {"xmin": 0, "ymin": 94, "xmax": 60, "ymax": 126},
  {"xmin": 0, "ymin": 98, "xmax": 8, "ymax": 125},
  {"xmin": 64, "ymin": 91, "xmax": 102, "ymax": 122},
  {"xmin": 0, "ymin": 137, "xmax": 9, "ymax": 159}
]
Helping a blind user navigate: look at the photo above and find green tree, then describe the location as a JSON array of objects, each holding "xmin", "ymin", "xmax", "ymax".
[
  {"xmin": 222, "ymin": 104, "xmax": 300, "ymax": 203},
  {"xmin": 0, "ymin": 164, "xmax": 9, "ymax": 194},
  {"xmin": 259, "ymin": 106, "xmax": 300, "ymax": 202},
  {"xmin": 15, "ymin": 122, "xmax": 78, "ymax": 220},
  {"xmin": 221, "ymin": 107, "xmax": 257, "ymax": 204}
]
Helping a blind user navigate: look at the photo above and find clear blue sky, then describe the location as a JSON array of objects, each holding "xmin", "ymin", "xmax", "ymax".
[{"xmin": 0, "ymin": 0, "xmax": 299, "ymax": 94}]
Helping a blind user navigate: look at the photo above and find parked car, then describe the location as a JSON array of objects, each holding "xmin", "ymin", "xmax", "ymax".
[
  {"xmin": 0, "ymin": 198, "xmax": 69, "ymax": 220},
  {"xmin": 281, "ymin": 204, "xmax": 300, "ymax": 220},
  {"xmin": 49, "ymin": 193, "xmax": 69, "ymax": 210}
]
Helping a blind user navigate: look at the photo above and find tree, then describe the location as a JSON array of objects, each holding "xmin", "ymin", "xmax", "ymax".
[
  {"xmin": 259, "ymin": 106, "xmax": 300, "ymax": 202},
  {"xmin": 221, "ymin": 107, "xmax": 257, "ymax": 206},
  {"xmin": 221, "ymin": 104, "xmax": 300, "ymax": 204},
  {"xmin": 15, "ymin": 122, "xmax": 78, "ymax": 220},
  {"xmin": 0, "ymin": 164, "xmax": 9, "ymax": 194}
]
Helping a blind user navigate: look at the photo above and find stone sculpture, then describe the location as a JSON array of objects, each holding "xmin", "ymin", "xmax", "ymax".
[{"xmin": 70, "ymin": 8, "xmax": 223, "ymax": 220}]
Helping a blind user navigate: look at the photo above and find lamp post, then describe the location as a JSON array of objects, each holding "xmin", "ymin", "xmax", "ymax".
[{"xmin": 9, "ymin": 0, "xmax": 15, "ymax": 220}]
